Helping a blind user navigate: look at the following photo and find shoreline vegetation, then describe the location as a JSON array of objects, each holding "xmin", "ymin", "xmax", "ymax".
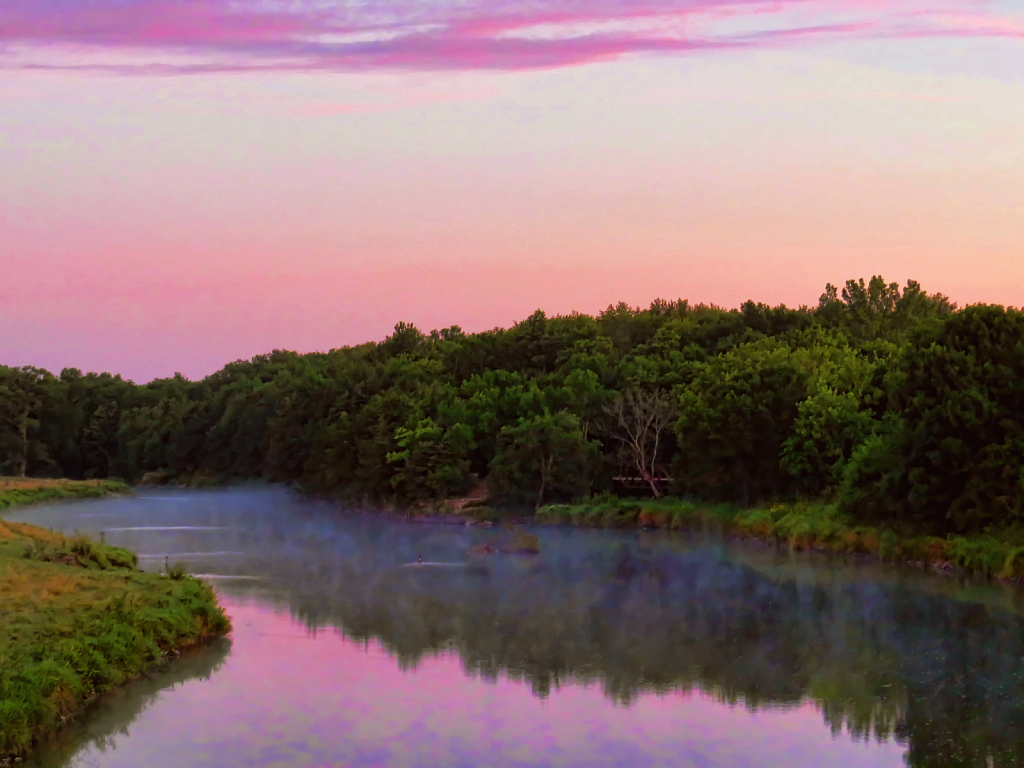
[
  {"xmin": 367, "ymin": 492, "xmax": 1024, "ymax": 581},
  {"xmin": 537, "ymin": 497, "xmax": 1024, "ymax": 580},
  {"xmin": 2, "ymin": 275, "xmax": 1022, "ymax": 578},
  {"xmin": 0, "ymin": 486, "xmax": 230, "ymax": 764},
  {"xmin": 0, "ymin": 477, "xmax": 131, "ymax": 511}
]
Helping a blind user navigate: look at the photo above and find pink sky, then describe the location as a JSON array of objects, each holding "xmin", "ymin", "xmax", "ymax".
[{"xmin": 1, "ymin": 0, "xmax": 1022, "ymax": 381}]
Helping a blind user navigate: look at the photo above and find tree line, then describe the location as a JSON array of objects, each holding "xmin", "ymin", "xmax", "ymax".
[{"xmin": 2, "ymin": 276, "xmax": 1022, "ymax": 535}]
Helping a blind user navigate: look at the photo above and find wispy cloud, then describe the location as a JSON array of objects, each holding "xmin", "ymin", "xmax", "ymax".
[{"xmin": 1, "ymin": 1, "xmax": 1021, "ymax": 74}]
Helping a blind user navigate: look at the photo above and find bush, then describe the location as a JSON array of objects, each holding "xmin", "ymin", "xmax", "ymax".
[
  {"xmin": 167, "ymin": 562, "xmax": 188, "ymax": 580},
  {"xmin": 21, "ymin": 534, "xmax": 138, "ymax": 572}
]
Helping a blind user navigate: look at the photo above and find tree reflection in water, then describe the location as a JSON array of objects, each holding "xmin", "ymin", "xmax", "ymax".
[
  {"xmin": 212, "ymin": 506, "xmax": 1024, "ymax": 768},
  {"xmin": 23, "ymin": 638, "xmax": 232, "ymax": 768},
  {"xmin": 15, "ymin": 490, "xmax": 1024, "ymax": 768}
]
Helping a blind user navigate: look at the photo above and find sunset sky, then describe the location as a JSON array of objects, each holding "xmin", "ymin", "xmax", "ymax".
[{"xmin": 2, "ymin": 0, "xmax": 1022, "ymax": 382}]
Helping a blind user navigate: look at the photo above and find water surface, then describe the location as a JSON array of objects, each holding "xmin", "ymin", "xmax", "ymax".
[{"xmin": 8, "ymin": 488, "xmax": 1024, "ymax": 768}]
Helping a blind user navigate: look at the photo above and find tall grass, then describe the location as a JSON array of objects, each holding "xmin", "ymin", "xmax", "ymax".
[{"xmin": 0, "ymin": 478, "xmax": 130, "ymax": 511}]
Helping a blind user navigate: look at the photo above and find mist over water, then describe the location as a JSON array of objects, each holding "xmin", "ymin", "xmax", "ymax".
[{"xmin": 9, "ymin": 489, "xmax": 1024, "ymax": 768}]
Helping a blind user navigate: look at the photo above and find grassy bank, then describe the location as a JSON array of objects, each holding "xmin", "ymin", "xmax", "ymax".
[
  {"xmin": 0, "ymin": 518, "xmax": 230, "ymax": 761},
  {"xmin": 0, "ymin": 478, "xmax": 131, "ymax": 511},
  {"xmin": 538, "ymin": 496, "xmax": 1024, "ymax": 580}
]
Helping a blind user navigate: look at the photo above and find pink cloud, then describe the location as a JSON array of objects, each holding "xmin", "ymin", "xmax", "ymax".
[{"xmin": 0, "ymin": 1, "xmax": 1021, "ymax": 74}]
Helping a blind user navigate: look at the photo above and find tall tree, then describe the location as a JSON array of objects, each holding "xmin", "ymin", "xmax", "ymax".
[
  {"xmin": 489, "ymin": 412, "xmax": 598, "ymax": 510},
  {"xmin": 0, "ymin": 366, "xmax": 50, "ymax": 477},
  {"xmin": 673, "ymin": 339, "xmax": 808, "ymax": 504}
]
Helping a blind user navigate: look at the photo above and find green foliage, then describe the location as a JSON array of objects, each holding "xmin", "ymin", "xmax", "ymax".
[
  {"xmin": 779, "ymin": 335, "xmax": 887, "ymax": 494},
  {"xmin": 387, "ymin": 418, "xmax": 474, "ymax": 502},
  {"xmin": 816, "ymin": 276, "xmax": 955, "ymax": 342},
  {"xmin": 488, "ymin": 412, "xmax": 599, "ymax": 510},
  {"xmin": 781, "ymin": 386, "xmax": 872, "ymax": 491},
  {"xmin": 167, "ymin": 562, "xmax": 188, "ymax": 580},
  {"xmin": 0, "ymin": 522, "xmax": 230, "ymax": 759},
  {"xmin": 21, "ymin": 535, "xmax": 138, "ymax": 572},
  {"xmin": 0, "ymin": 367, "xmax": 53, "ymax": 478},
  {"xmin": 0, "ymin": 479, "xmax": 130, "ymax": 511},
  {"xmin": 4, "ymin": 277, "xmax": 1018, "ymax": 539},
  {"xmin": 537, "ymin": 496, "xmax": 1024, "ymax": 579},
  {"xmin": 841, "ymin": 305, "xmax": 1024, "ymax": 534},
  {"xmin": 674, "ymin": 338, "xmax": 810, "ymax": 503}
]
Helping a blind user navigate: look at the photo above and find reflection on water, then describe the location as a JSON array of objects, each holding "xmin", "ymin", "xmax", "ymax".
[
  {"xmin": 9, "ymin": 489, "xmax": 1024, "ymax": 768},
  {"xmin": 24, "ymin": 638, "xmax": 231, "ymax": 768}
]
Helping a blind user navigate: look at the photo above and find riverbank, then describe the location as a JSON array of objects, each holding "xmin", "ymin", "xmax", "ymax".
[
  {"xmin": 342, "ymin": 491, "xmax": 1024, "ymax": 580},
  {"xmin": 0, "ymin": 478, "xmax": 131, "ymax": 510},
  {"xmin": 0, "ymin": 516, "xmax": 230, "ymax": 762},
  {"xmin": 537, "ymin": 497, "xmax": 1024, "ymax": 580}
]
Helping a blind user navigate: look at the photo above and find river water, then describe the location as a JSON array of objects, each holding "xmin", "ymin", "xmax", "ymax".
[{"xmin": 7, "ymin": 488, "xmax": 1024, "ymax": 768}]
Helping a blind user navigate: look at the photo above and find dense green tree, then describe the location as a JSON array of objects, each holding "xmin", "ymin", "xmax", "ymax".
[
  {"xmin": 673, "ymin": 339, "xmax": 809, "ymax": 503},
  {"xmin": 779, "ymin": 330, "xmax": 891, "ymax": 494},
  {"xmin": 0, "ymin": 366, "xmax": 53, "ymax": 477},
  {"xmin": 4, "ymin": 277, "xmax": 1017, "ymax": 536},
  {"xmin": 488, "ymin": 412, "xmax": 599, "ymax": 509},
  {"xmin": 387, "ymin": 418, "xmax": 475, "ymax": 502},
  {"xmin": 817, "ymin": 276, "xmax": 955, "ymax": 342},
  {"xmin": 841, "ymin": 305, "xmax": 1024, "ymax": 534}
]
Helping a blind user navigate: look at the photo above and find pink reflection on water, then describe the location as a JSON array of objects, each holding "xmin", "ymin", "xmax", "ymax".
[{"xmin": 64, "ymin": 596, "xmax": 908, "ymax": 767}]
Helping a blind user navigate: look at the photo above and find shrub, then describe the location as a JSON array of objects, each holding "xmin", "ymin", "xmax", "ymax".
[{"xmin": 167, "ymin": 562, "xmax": 188, "ymax": 581}]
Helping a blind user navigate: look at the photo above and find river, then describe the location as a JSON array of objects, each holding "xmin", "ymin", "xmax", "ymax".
[{"xmin": 7, "ymin": 488, "xmax": 1024, "ymax": 768}]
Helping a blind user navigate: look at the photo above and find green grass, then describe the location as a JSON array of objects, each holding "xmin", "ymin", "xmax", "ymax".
[
  {"xmin": 0, "ymin": 478, "xmax": 131, "ymax": 511},
  {"xmin": 538, "ymin": 495, "xmax": 1024, "ymax": 580},
  {"xmin": 0, "ymin": 517, "xmax": 230, "ymax": 760}
]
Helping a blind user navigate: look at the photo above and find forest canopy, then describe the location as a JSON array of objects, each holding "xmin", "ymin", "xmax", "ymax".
[{"xmin": 2, "ymin": 276, "xmax": 1021, "ymax": 536}]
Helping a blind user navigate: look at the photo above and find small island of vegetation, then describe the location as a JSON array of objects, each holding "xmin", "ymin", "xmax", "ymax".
[{"xmin": 1, "ymin": 275, "xmax": 1022, "ymax": 577}]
